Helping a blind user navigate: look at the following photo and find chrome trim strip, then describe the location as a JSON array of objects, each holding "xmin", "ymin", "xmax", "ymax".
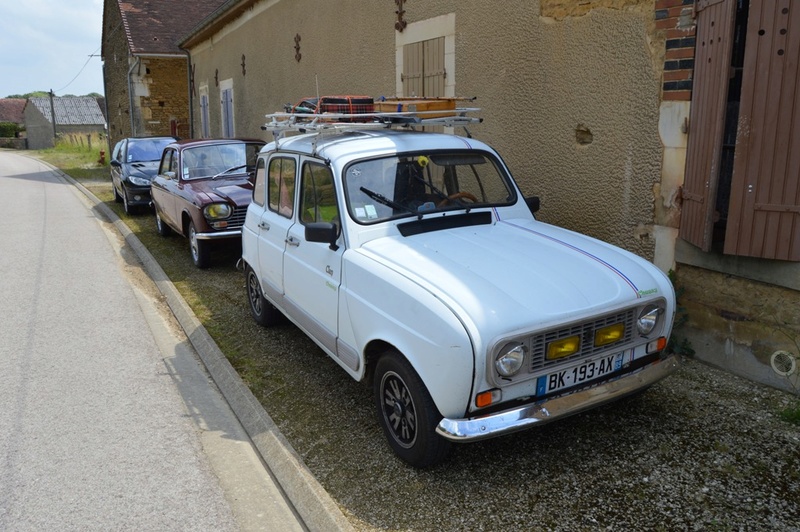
[
  {"xmin": 194, "ymin": 229, "xmax": 241, "ymax": 240},
  {"xmin": 436, "ymin": 355, "xmax": 679, "ymax": 442}
]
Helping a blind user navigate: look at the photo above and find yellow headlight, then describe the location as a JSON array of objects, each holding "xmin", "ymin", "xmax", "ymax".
[
  {"xmin": 546, "ymin": 336, "xmax": 580, "ymax": 360},
  {"xmin": 205, "ymin": 203, "xmax": 232, "ymax": 219},
  {"xmin": 594, "ymin": 323, "xmax": 625, "ymax": 347}
]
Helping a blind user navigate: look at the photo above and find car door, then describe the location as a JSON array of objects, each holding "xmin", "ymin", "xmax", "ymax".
[
  {"xmin": 283, "ymin": 158, "xmax": 344, "ymax": 353},
  {"xmin": 254, "ymin": 154, "xmax": 298, "ymax": 302},
  {"xmin": 110, "ymin": 139, "xmax": 125, "ymax": 192},
  {"xmin": 152, "ymin": 148, "xmax": 180, "ymax": 229}
]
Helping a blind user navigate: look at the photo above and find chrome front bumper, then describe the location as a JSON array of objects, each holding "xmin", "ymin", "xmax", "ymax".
[
  {"xmin": 194, "ymin": 229, "xmax": 241, "ymax": 240},
  {"xmin": 436, "ymin": 356, "xmax": 680, "ymax": 442}
]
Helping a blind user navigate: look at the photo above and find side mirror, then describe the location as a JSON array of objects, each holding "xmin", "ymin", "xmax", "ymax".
[
  {"xmin": 163, "ymin": 171, "xmax": 176, "ymax": 181},
  {"xmin": 525, "ymin": 196, "xmax": 540, "ymax": 215},
  {"xmin": 110, "ymin": 160, "xmax": 122, "ymax": 168},
  {"xmin": 305, "ymin": 222, "xmax": 339, "ymax": 251}
]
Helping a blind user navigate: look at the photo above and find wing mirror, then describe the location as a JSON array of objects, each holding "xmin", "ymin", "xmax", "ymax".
[
  {"xmin": 110, "ymin": 160, "xmax": 122, "ymax": 168},
  {"xmin": 305, "ymin": 222, "xmax": 340, "ymax": 251},
  {"xmin": 525, "ymin": 196, "xmax": 540, "ymax": 215}
]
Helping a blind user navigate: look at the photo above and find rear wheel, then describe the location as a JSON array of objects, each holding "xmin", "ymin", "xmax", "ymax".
[
  {"xmin": 374, "ymin": 352, "xmax": 451, "ymax": 468},
  {"xmin": 189, "ymin": 221, "xmax": 210, "ymax": 268},
  {"xmin": 245, "ymin": 264, "xmax": 282, "ymax": 326}
]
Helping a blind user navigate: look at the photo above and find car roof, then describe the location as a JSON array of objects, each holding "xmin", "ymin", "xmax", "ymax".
[
  {"xmin": 262, "ymin": 129, "xmax": 493, "ymax": 164},
  {"xmin": 169, "ymin": 138, "xmax": 266, "ymax": 150}
]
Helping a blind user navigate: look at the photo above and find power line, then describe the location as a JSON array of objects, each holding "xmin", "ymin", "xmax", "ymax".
[{"xmin": 54, "ymin": 45, "xmax": 101, "ymax": 94}]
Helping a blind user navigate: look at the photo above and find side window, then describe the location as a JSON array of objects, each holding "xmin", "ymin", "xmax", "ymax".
[
  {"xmin": 158, "ymin": 149, "xmax": 173, "ymax": 175},
  {"xmin": 112, "ymin": 140, "xmax": 124, "ymax": 162},
  {"xmin": 268, "ymin": 157, "xmax": 296, "ymax": 218},
  {"xmin": 300, "ymin": 163, "xmax": 338, "ymax": 225},
  {"xmin": 168, "ymin": 150, "xmax": 178, "ymax": 175},
  {"xmin": 252, "ymin": 158, "xmax": 266, "ymax": 207}
]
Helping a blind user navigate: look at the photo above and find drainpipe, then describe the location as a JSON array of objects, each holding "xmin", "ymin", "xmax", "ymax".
[
  {"xmin": 184, "ymin": 48, "xmax": 194, "ymax": 139},
  {"xmin": 127, "ymin": 55, "xmax": 141, "ymax": 136}
]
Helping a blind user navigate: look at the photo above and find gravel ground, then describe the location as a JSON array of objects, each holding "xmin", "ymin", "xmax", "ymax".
[{"xmin": 251, "ymin": 324, "xmax": 800, "ymax": 531}]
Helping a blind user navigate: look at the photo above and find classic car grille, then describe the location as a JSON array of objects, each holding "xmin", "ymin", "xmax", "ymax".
[
  {"xmin": 223, "ymin": 207, "xmax": 247, "ymax": 231},
  {"xmin": 529, "ymin": 308, "xmax": 637, "ymax": 373}
]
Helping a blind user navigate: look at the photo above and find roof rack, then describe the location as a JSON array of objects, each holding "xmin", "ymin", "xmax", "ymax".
[{"xmin": 260, "ymin": 107, "xmax": 483, "ymax": 141}]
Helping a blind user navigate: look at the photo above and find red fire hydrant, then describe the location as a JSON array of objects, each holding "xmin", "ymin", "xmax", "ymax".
[{"xmin": 98, "ymin": 150, "xmax": 106, "ymax": 165}]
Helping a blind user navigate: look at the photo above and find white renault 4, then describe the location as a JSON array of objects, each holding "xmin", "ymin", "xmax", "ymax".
[{"xmin": 241, "ymin": 111, "xmax": 677, "ymax": 468}]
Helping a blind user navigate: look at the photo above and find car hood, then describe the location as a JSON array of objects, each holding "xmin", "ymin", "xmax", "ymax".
[
  {"xmin": 124, "ymin": 161, "xmax": 160, "ymax": 180},
  {"xmin": 358, "ymin": 218, "xmax": 666, "ymax": 335},
  {"xmin": 192, "ymin": 178, "xmax": 253, "ymax": 207}
]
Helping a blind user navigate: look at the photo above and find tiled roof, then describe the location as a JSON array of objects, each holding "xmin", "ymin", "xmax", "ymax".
[
  {"xmin": 28, "ymin": 97, "xmax": 106, "ymax": 126},
  {"xmin": 116, "ymin": 0, "xmax": 228, "ymax": 54},
  {"xmin": 0, "ymin": 99, "xmax": 26, "ymax": 124}
]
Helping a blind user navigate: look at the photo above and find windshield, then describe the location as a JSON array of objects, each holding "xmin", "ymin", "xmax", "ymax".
[
  {"xmin": 181, "ymin": 143, "xmax": 262, "ymax": 180},
  {"xmin": 127, "ymin": 138, "xmax": 174, "ymax": 163},
  {"xmin": 344, "ymin": 151, "xmax": 515, "ymax": 224}
]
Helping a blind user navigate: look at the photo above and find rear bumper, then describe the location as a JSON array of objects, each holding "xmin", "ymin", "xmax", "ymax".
[{"xmin": 436, "ymin": 355, "xmax": 679, "ymax": 442}]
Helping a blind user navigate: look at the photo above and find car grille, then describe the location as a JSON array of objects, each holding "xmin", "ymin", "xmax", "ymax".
[
  {"xmin": 528, "ymin": 308, "xmax": 637, "ymax": 373},
  {"xmin": 224, "ymin": 207, "xmax": 247, "ymax": 231}
]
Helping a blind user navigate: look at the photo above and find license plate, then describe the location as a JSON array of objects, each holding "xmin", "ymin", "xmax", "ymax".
[{"xmin": 536, "ymin": 351, "xmax": 626, "ymax": 395}]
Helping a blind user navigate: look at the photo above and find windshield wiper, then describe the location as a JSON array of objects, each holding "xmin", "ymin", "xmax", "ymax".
[
  {"xmin": 212, "ymin": 164, "xmax": 247, "ymax": 179},
  {"xmin": 359, "ymin": 186, "xmax": 417, "ymax": 216}
]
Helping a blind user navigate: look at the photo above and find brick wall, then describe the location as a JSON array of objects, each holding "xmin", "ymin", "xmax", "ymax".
[{"xmin": 656, "ymin": 0, "xmax": 698, "ymax": 101}]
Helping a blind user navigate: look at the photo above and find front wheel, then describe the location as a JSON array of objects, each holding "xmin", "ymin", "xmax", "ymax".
[
  {"xmin": 189, "ymin": 221, "xmax": 211, "ymax": 268},
  {"xmin": 374, "ymin": 352, "xmax": 451, "ymax": 468},
  {"xmin": 155, "ymin": 211, "xmax": 172, "ymax": 237}
]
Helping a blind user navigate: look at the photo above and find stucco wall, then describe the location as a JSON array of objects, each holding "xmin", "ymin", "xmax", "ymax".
[{"xmin": 188, "ymin": 0, "xmax": 665, "ymax": 259}]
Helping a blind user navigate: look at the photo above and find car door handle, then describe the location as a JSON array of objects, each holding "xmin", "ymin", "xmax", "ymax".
[
  {"xmin": 286, "ymin": 236, "xmax": 300, "ymax": 247},
  {"xmin": 259, "ymin": 221, "xmax": 270, "ymax": 230}
]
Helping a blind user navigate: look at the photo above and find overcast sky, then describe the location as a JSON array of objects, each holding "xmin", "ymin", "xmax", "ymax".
[{"xmin": 0, "ymin": 0, "xmax": 104, "ymax": 97}]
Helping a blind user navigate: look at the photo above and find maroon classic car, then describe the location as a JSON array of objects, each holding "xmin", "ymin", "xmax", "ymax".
[{"xmin": 151, "ymin": 138, "xmax": 266, "ymax": 268}]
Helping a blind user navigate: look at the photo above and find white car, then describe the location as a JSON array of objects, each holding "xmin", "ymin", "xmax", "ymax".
[{"xmin": 241, "ymin": 119, "xmax": 678, "ymax": 468}]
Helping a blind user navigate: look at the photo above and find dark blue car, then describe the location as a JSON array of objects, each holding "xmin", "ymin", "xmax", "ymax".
[{"xmin": 110, "ymin": 136, "xmax": 177, "ymax": 214}]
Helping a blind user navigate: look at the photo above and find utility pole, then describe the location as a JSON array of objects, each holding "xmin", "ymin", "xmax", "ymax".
[{"xmin": 49, "ymin": 89, "xmax": 57, "ymax": 142}]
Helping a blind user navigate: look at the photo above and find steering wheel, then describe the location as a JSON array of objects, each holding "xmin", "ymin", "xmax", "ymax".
[{"xmin": 437, "ymin": 191, "xmax": 478, "ymax": 207}]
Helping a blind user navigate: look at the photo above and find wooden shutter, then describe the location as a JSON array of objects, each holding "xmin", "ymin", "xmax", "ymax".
[
  {"xmin": 402, "ymin": 37, "xmax": 445, "ymax": 98},
  {"xmin": 680, "ymin": 0, "xmax": 737, "ymax": 250},
  {"xmin": 423, "ymin": 37, "xmax": 445, "ymax": 97},
  {"xmin": 724, "ymin": 0, "xmax": 800, "ymax": 261},
  {"xmin": 403, "ymin": 41, "xmax": 424, "ymax": 97},
  {"xmin": 221, "ymin": 88, "xmax": 234, "ymax": 138}
]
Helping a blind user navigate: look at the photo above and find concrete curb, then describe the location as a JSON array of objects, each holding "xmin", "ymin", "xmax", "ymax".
[{"xmin": 57, "ymin": 169, "xmax": 354, "ymax": 532}]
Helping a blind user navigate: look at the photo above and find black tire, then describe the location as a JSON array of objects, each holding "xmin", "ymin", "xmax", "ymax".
[
  {"xmin": 374, "ymin": 352, "xmax": 451, "ymax": 468},
  {"xmin": 122, "ymin": 187, "xmax": 137, "ymax": 215},
  {"xmin": 155, "ymin": 210, "xmax": 172, "ymax": 237},
  {"xmin": 245, "ymin": 264, "xmax": 282, "ymax": 326},
  {"xmin": 189, "ymin": 221, "xmax": 211, "ymax": 269}
]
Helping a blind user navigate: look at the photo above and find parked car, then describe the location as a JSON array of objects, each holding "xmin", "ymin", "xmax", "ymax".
[
  {"xmin": 110, "ymin": 136, "xmax": 177, "ymax": 214},
  {"xmin": 241, "ymin": 119, "xmax": 678, "ymax": 468},
  {"xmin": 151, "ymin": 138, "xmax": 265, "ymax": 268}
]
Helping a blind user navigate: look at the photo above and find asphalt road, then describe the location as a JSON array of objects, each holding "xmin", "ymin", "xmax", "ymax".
[{"xmin": 0, "ymin": 151, "xmax": 305, "ymax": 531}]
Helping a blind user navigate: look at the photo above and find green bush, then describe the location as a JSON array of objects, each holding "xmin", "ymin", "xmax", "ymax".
[{"xmin": 0, "ymin": 122, "xmax": 22, "ymax": 137}]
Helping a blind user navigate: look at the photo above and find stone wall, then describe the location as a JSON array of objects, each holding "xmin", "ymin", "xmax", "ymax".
[{"xmin": 676, "ymin": 264, "xmax": 800, "ymax": 393}]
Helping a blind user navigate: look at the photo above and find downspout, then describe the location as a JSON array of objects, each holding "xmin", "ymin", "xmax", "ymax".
[
  {"xmin": 128, "ymin": 55, "xmax": 141, "ymax": 136},
  {"xmin": 183, "ymin": 48, "xmax": 194, "ymax": 139}
]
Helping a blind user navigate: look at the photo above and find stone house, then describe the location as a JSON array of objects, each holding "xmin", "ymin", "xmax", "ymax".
[
  {"xmin": 105, "ymin": 0, "xmax": 797, "ymax": 391},
  {"xmin": 0, "ymin": 98, "xmax": 27, "ymax": 148},
  {"xmin": 100, "ymin": 0, "xmax": 226, "ymax": 152},
  {"xmin": 23, "ymin": 97, "xmax": 107, "ymax": 150}
]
